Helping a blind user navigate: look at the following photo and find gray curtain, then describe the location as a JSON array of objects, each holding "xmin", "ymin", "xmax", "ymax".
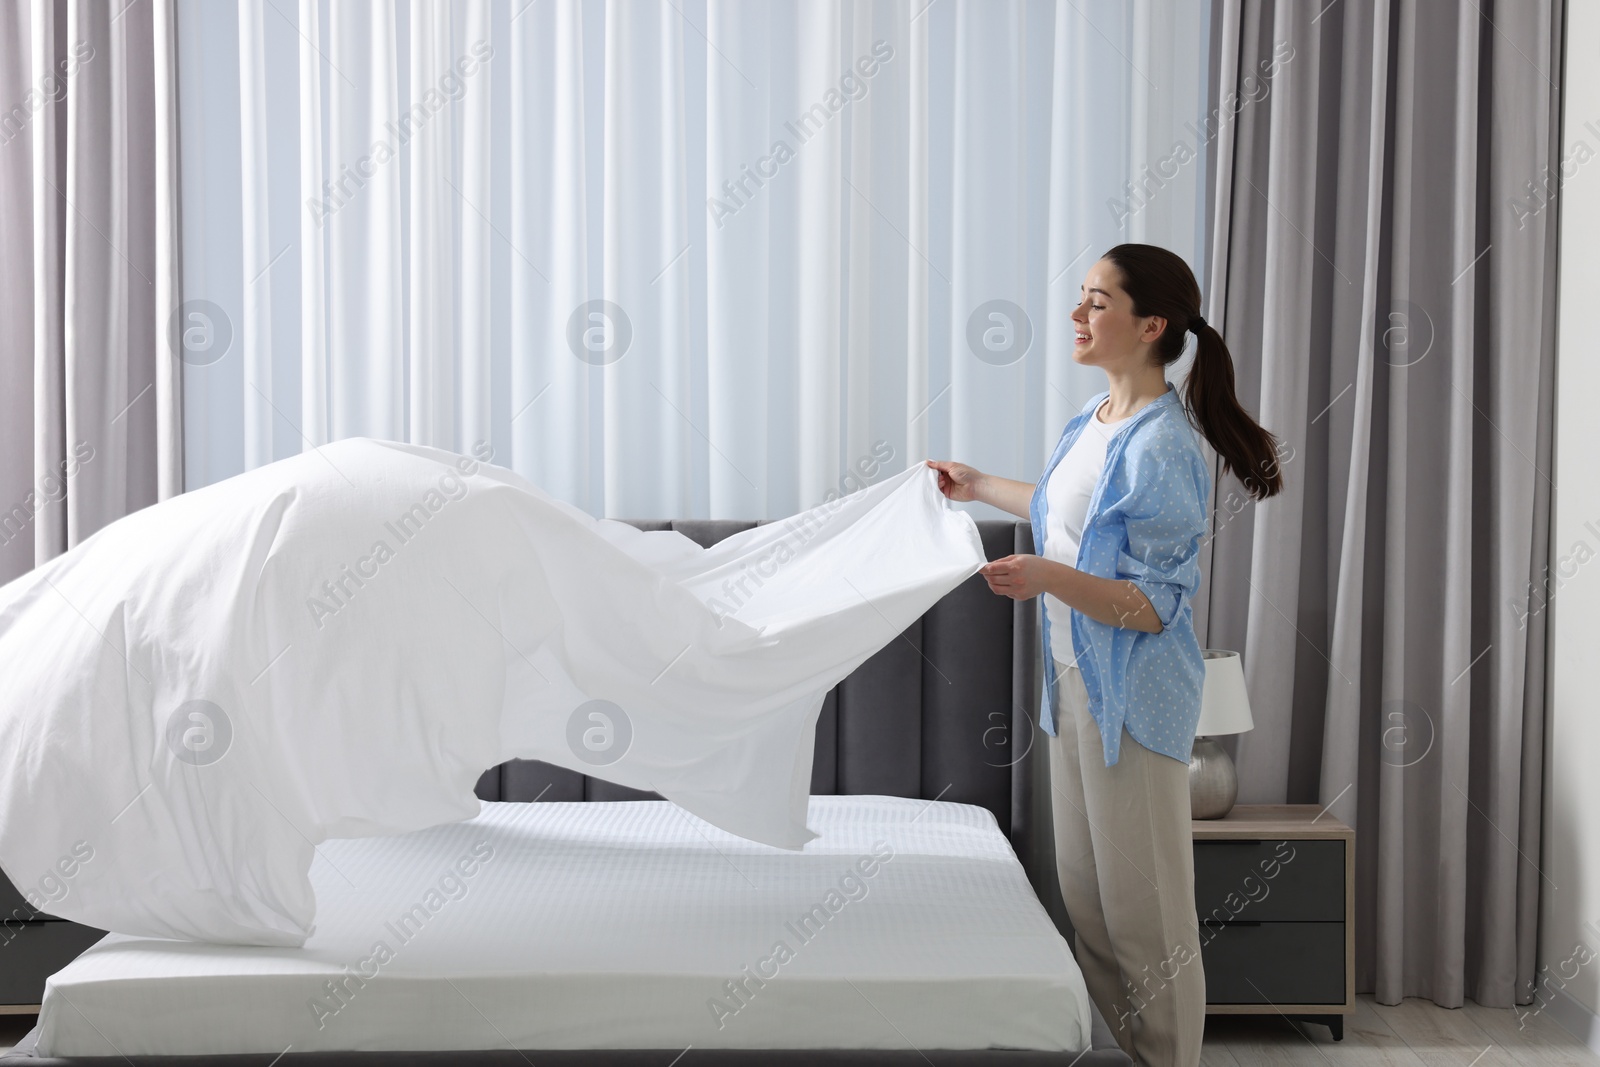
[
  {"xmin": 0, "ymin": 0, "xmax": 182, "ymax": 587},
  {"xmin": 1198, "ymin": 0, "xmax": 1561, "ymax": 1008}
]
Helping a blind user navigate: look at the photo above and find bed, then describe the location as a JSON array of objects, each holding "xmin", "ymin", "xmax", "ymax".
[{"xmin": 3, "ymin": 517, "xmax": 1131, "ymax": 1066}]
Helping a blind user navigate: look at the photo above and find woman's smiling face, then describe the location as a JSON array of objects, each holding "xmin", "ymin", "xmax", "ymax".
[{"xmin": 1070, "ymin": 259, "xmax": 1167, "ymax": 369}]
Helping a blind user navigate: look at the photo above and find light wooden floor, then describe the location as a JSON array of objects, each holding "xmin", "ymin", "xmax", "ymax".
[
  {"xmin": 0, "ymin": 995, "xmax": 1595, "ymax": 1061},
  {"xmin": 1203, "ymin": 994, "xmax": 1600, "ymax": 1066}
]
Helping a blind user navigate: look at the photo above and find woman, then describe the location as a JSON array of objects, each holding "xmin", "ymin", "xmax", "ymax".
[{"xmin": 928, "ymin": 244, "xmax": 1284, "ymax": 1067}]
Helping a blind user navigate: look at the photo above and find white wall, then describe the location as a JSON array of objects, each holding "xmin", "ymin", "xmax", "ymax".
[{"xmin": 1544, "ymin": 0, "xmax": 1600, "ymax": 1046}]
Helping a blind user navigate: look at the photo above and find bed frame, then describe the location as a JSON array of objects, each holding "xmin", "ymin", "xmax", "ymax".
[{"xmin": 5, "ymin": 519, "xmax": 1132, "ymax": 1066}]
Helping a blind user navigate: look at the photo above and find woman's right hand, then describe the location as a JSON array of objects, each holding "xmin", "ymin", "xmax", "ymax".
[{"xmin": 925, "ymin": 460, "xmax": 985, "ymax": 503}]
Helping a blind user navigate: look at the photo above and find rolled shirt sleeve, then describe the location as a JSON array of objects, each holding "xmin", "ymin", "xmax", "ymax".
[{"xmin": 1110, "ymin": 442, "xmax": 1209, "ymax": 631}]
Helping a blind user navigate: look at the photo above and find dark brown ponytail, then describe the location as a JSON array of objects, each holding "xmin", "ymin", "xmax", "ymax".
[{"xmin": 1100, "ymin": 244, "xmax": 1284, "ymax": 500}]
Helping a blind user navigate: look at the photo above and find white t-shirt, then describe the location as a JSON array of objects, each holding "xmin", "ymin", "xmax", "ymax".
[{"xmin": 1042, "ymin": 399, "xmax": 1133, "ymax": 665}]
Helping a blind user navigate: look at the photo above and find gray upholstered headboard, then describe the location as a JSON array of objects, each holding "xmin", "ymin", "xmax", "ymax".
[{"xmin": 472, "ymin": 517, "xmax": 1060, "ymax": 916}]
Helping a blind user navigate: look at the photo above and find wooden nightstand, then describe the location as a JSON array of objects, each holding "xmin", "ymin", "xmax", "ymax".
[{"xmin": 1192, "ymin": 804, "xmax": 1354, "ymax": 1040}]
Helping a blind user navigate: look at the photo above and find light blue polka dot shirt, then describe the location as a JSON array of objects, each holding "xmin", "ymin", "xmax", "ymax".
[{"xmin": 1029, "ymin": 382, "xmax": 1211, "ymax": 766}]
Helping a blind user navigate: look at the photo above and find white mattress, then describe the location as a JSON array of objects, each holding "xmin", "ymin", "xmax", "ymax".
[{"xmin": 35, "ymin": 797, "xmax": 1093, "ymax": 1057}]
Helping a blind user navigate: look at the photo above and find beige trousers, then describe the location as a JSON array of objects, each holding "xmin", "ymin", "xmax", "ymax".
[{"xmin": 1047, "ymin": 659, "xmax": 1205, "ymax": 1067}]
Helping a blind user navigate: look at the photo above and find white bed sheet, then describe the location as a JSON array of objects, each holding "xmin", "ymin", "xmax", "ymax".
[
  {"xmin": 0, "ymin": 440, "xmax": 987, "ymax": 947},
  {"xmin": 35, "ymin": 796, "xmax": 1094, "ymax": 1057}
]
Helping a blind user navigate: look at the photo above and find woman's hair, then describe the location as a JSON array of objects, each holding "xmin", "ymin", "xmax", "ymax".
[{"xmin": 1100, "ymin": 243, "xmax": 1284, "ymax": 500}]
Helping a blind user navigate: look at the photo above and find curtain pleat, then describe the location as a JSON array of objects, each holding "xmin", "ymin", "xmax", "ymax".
[
  {"xmin": 64, "ymin": 0, "xmax": 133, "ymax": 531},
  {"xmin": 703, "ymin": 1, "xmax": 770, "ymax": 515},
  {"xmin": 324, "ymin": 1, "xmax": 402, "ymax": 442},
  {"xmin": 457, "ymin": 0, "xmax": 492, "ymax": 451},
  {"xmin": 901, "ymin": 0, "xmax": 928, "ymax": 464},
  {"xmin": 601, "ymin": 0, "xmax": 689, "ymax": 517},
  {"xmin": 508, "ymin": 0, "xmax": 591, "ymax": 508},
  {"xmin": 948, "ymin": 2, "xmax": 1024, "ymax": 488},
  {"xmin": 0, "ymin": 1, "xmax": 39, "ymax": 579},
  {"xmin": 407, "ymin": 0, "xmax": 449, "ymax": 448},
  {"xmin": 152, "ymin": 0, "xmax": 181, "ymax": 499},
  {"xmin": 297, "ymin": 0, "xmax": 328, "ymax": 446},
  {"xmin": 27, "ymin": 0, "xmax": 67, "ymax": 560},
  {"xmin": 1235, "ymin": 3, "xmax": 1318, "ymax": 805},
  {"xmin": 791, "ymin": 4, "xmax": 845, "ymax": 510},
  {"xmin": 841, "ymin": 0, "xmax": 874, "ymax": 488},
  {"xmin": 238, "ymin": 0, "xmax": 273, "ymax": 469}
]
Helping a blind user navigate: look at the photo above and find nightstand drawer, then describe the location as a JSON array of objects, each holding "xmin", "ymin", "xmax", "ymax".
[
  {"xmin": 0, "ymin": 873, "xmax": 38, "ymax": 923},
  {"xmin": 1194, "ymin": 839, "xmax": 1344, "ymax": 923},
  {"xmin": 0, "ymin": 871, "xmax": 70, "ymax": 923},
  {"xmin": 1199, "ymin": 921, "xmax": 1345, "ymax": 1005},
  {"xmin": 0, "ymin": 921, "xmax": 106, "ymax": 1005}
]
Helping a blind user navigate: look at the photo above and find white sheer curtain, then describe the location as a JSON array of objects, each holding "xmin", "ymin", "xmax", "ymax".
[{"xmin": 176, "ymin": 0, "xmax": 1210, "ymax": 520}]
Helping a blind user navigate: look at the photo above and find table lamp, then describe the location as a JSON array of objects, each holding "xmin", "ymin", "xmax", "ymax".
[{"xmin": 1190, "ymin": 649, "xmax": 1255, "ymax": 819}]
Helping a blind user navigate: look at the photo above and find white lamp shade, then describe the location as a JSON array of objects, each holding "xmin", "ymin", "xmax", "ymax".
[{"xmin": 1196, "ymin": 649, "xmax": 1255, "ymax": 736}]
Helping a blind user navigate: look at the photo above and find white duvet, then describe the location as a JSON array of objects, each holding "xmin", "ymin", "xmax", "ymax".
[{"xmin": 0, "ymin": 440, "xmax": 985, "ymax": 946}]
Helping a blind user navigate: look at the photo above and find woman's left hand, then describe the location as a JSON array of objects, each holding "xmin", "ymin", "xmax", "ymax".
[{"xmin": 978, "ymin": 554, "xmax": 1058, "ymax": 601}]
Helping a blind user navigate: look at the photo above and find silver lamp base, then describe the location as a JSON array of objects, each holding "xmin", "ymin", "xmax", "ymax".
[{"xmin": 1189, "ymin": 736, "xmax": 1238, "ymax": 819}]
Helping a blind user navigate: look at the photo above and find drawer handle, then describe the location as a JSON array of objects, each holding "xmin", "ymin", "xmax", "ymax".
[{"xmin": 1200, "ymin": 919, "xmax": 1263, "ymax": 927}]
